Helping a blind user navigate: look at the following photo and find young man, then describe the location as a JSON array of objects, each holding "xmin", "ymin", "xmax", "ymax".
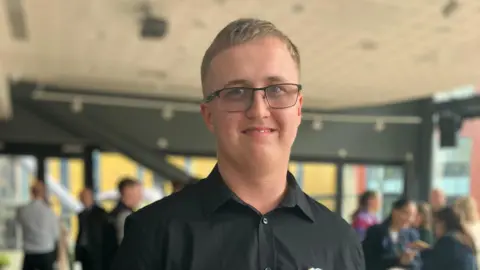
[
  {"xmin": 112, "ymin": 18, "xmax": 364, "ymax": 270},
  {"xmin": 75, "ymin": 188, "xmax": 108, "ymax": 270},
  {"xmin": 103, "ymin": 177, "xmax": 143, "ymax": 269}
]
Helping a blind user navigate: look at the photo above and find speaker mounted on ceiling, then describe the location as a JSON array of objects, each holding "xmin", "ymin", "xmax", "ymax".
[{"xmin": 437, "ymin": 110, "xmax": 463, "ymax": 147}]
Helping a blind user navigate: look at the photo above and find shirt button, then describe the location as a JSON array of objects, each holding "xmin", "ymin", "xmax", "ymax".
[{"xmin": 262, "ymin": 217, "xmax": 268, "ymax": 224}]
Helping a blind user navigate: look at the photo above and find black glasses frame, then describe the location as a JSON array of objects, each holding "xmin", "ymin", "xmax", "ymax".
[{"xmin": 203, "ymin": 83, "xmax": 302, "ymax": 110}]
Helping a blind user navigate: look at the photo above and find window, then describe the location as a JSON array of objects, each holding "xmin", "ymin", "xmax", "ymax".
[{"xmin": 443, "ymin": 162, "xmax": 469, "ymax": 177}]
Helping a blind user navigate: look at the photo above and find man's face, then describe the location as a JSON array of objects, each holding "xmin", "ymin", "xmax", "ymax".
[
  {"xmin": 133, "ymin": 184, "xmax": 143, "ymax": 206},
  {"xmin": 430, "ymin": 189, "xmax": 446, "ymax": 209},
  {"xmin": 201, "ymin": 37, "xmax": 302, "ymax": 163},
  {"xmin": 122, "ymin": 184, "xmax": 143, "ymax": 209},
  {"xmin": 79, "ymin": 189, "xmax": 93, "ymax": 207}
]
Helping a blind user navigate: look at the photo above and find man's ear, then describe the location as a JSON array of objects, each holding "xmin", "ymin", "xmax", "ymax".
[
  {"xmin": 297, "ymin": 95, "xmax": 303, "ymax": 126},
  {"xmin": 200, "ymin": 103, "xmax": 215, "ymax": 133}
]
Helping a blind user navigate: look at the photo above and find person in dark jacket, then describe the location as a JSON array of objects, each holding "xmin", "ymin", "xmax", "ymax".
[
  {"xmin": 103, "ymin": 177, "xmax": 142, "ymax": 270},
  {"xmin": 363, "ymin": 198, "xmax": 421, "ymax": 270},
  {"xmin": 413, "ymin": 207, "xmax": 477, "ymax": 270},
  {"xmin": 75, "ymin": 188, "xmax": 109, "ymax": 270}
]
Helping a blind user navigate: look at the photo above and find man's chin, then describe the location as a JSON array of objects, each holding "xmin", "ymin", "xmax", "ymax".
[{"xmin": 242, "ymin": 147, "xmax": 279, "ymax": 163}]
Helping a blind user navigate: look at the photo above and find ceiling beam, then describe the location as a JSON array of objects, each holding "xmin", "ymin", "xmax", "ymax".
[{"xmin": 19, "ymin": 101, "xmax": 194, "ymax": 184}]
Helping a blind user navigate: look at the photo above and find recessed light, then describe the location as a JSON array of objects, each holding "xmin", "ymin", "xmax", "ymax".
[
  {"xmin": 359, "ymin": 39, "xmax": 378, "ymax": 51},
  {"xmin": 292, "ymin": 3, "xmax": 304, "ymax": 14},
  {"xmin": 157, "ymin": 137, "xmax": 169, "ymax": 149},
  {"xmin": 338, "ymin": 149, "xmax": 348, "ymax": 158}
]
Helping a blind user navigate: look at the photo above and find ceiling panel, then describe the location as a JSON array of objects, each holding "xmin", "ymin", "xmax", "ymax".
[{"xmin": 0, "ymin": 0, "xmax": 479, "ymax": 109}]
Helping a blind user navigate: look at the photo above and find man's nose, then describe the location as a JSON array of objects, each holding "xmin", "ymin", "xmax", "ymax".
[{"xmin": 245, "ymin": 91, "xmax": 270, "ymax": 119}]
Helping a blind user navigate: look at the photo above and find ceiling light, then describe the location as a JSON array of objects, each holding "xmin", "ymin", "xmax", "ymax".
[
  {"xmin": 156, "ymin": 137, "xmax": 169, "ymax": 149},
  {"xmin": 311, "ymin": 118, "xmax": 323, "ymax": 131},
  {"xmin": 71, "ymin": 97, "xmax": 83, "ymax": 113},
  {"xmin": 162, "ymin": 105, "xmax": 174, "ymax": 120},
  {"xmin": 338, "ymin": 148, "xmax": 348, "ymax": 158},
  {"xmin": 374, "ymin": 119, "xmax": 386, "ymax": 132},
  {"xmin": 442, "ymin": 0, "xmax": 459, "ymax": 18},
  {"xmin": 61, "ymin": 144, "xmax": 83, "ymax": 154}
]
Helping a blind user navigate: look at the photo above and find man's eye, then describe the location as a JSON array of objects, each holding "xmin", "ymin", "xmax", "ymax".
[
  {"xmin": 224, "ymin": 88, "xmax": 246, "ymax": 97},
  {"xmin": 267, "ymin": 85, "xmax": 286, "ymax": 95}
]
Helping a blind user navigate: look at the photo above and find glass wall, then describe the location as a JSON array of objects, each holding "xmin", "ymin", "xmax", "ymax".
[
  {"xmin": 0, "ymin": 151, "xmax": 409, "ymax": 251},
  {"xmin": 431, "ymin": 85, "xmax": 479, "ymax": 204},
  {"xmin": 341, "ymin": 164, "xmax": 404, "ymax": 222},
  {"xmin": 431, "ymin": 118, "xmax": 480, "ymax": 204},
  {"xmin": 0, "ymin": 155, "xmax": 36, "ymax": 250}
]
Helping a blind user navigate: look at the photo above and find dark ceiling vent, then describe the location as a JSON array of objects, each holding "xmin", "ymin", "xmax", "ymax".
[
  {"xmin": 4, "ymin": 0, "xmax": 28, "ymax": 41},
  {"xmin": 139, "ymin": 2, "xmax": 168, "ymax": 39},
  {"xmin": 359, "ymin": 39, "xmax": 378, "ymax": 51}
]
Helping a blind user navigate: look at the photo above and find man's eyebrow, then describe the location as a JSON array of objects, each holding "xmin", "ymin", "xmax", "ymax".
[
  {"xmin": 223, "ymin": 79, "xmax": 252, "ymax": 88},
  {"xmin": 222, "ymin": 76, "xmax": 289, "ymax": 88},
  {"xmin": 265, "ymin": 76, "xmax": 288, "ymax": 83}
]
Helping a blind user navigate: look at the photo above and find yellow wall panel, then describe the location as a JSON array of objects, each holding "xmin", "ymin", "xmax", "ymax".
[
  {"xmin": 47, "ymin": 159, "xmax": 61, "ymax": 216},
  {"xmin": 163, "ymin": 182, "xmax": 173, "ymax": 196},
  {"xmin": 99, "ymin": 153, "xmax": 137, "ymax": 193},
  {"xmin": 143, "ymin": 169, "xmax": 154, "ymax": 189},
  {"xmin": 288, "ymin": 163, "xmax": 297, "ymax": 176},
  {"xmin": 191, "ymin": 157, "xmax": 217, "ymax": 179},
  {"xmin": 102, "ymin": 201, "xmax": 115, "ymax": 212},
  {"xmin": 302, "ymin": 163, "xmax": 336, "ymax": 195},
  {"xmin": 318, "ymin": 199, "xmax": 335, "ymax": 211},
  {"xmin": 98, "ymin": 153, "xmax": 137, "ymax": 210},
  {"xmin": 69, "ymin": 159, "xmax": 84, "ymax": 197},
  {"xmin": 69, "ymin": 159, "xmax": 84, "ymax": 242},
  {"xmin": 166, "ymin": 156, "xmax": 186, "ymax": 170},
  {"xmin": 48, "ymin": 159, "xmax": 60, "ymax": 182}
]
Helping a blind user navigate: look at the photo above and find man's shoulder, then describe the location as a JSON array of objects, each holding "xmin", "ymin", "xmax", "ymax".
[
  {"xmin": 129, "ymin": 180, "xmax": 206, "ymax": 225},
  {"xmin": 304, "ymin": 194, "xmax": 359, "ymax": 243},
  {"xmin": 93, "ymin": 204, "xmax": 107, "ymax": 213}
]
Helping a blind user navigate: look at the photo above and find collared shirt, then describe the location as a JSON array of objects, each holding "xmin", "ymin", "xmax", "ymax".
[
  {"xmin": 109, "ymin": 202, "xmax": 133, "ymax": 244},
  {"xmin": 16, "ymin": 199, "xmax": 59, "ymax": 254},
  {"xmin": 112, "ymin": 165, "xmax": 365, "ymax": 270}
]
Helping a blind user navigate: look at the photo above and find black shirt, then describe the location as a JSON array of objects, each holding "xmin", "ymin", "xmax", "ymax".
[{"xmin": 111, "ymin": 165, "xmax": 365, "ymax": 270}]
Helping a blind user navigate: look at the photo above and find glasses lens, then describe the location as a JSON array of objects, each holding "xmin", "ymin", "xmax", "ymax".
[
  {"xmin": 265, "ymin": 84, "xmax": 300, "ymax": 109},
  {"xmin": 217, "ymin": 84, "xmax": 300, "ymax": 112},
  {"xmin": 218, "ymin": 88, "xmax": 252, "ymax": 112}
]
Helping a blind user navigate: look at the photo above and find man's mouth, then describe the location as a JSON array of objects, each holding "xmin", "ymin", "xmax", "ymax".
[{"xmin": 242, "ymin": 127, "xmax": 276, "ymax": 134}]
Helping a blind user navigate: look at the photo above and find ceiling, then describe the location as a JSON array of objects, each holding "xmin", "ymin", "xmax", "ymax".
[
  {"xmin": 0, "ymin": 64, "xmax": 12, "ymax": 120},
  {"xmin": 0, "ymin": 0, "xmax": 479, "ymax": 110}
]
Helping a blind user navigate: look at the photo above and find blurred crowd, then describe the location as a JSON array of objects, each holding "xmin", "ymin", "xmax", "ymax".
[
  {"xmin": 352, "ymin": 188, "xmax": 479, "ymax": 270},
  {"xmin": 15, "ymin": 177, "xmax": 186, "ymax": 270},
  {"xmin": 14, "ymin": 177, "xmax": 479, "ymax": 270}
]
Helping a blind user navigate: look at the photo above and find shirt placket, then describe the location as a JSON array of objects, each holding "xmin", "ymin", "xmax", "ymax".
[{"xmin": 258, "ymin": 215, "xmax": 275, "ymax": 270}]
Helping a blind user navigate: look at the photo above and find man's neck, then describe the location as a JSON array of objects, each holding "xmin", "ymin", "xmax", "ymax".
[
  {"xmin": 84, "ymin": 202, "xmax": 94, "ymax": 209},
  {"xmin": 217, "ymin": 157, "xmax": 289, "ymax": 214}
]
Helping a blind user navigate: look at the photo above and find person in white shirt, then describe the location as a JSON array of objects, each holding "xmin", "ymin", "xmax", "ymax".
[{"xmin": 17, "ymin": 181, "xmax": 59, "ymax": 270}]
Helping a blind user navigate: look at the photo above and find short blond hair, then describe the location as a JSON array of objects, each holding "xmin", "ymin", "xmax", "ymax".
[
  {"xmin": 200, "ymin": 18, "xmax": 301, "ymax": 95},
  {"xmin": 454, "ymin": 196, "xmax": 479, "ymax": 223}
]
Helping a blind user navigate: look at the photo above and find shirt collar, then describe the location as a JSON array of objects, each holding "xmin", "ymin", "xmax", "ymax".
[{"xmin": 200, "ymin": 164, "xmax": 315, "ymax": 223}]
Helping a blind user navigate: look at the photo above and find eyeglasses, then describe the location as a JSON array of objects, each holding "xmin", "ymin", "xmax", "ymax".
[{"xmin": 203, "ymin": 83, "xmax": 302, "ymax": 112}]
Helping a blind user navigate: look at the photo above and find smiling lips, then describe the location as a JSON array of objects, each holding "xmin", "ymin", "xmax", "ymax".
[{"xmin": 242, "ymin": 127, "xmax": 276, "ymax": 135}]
